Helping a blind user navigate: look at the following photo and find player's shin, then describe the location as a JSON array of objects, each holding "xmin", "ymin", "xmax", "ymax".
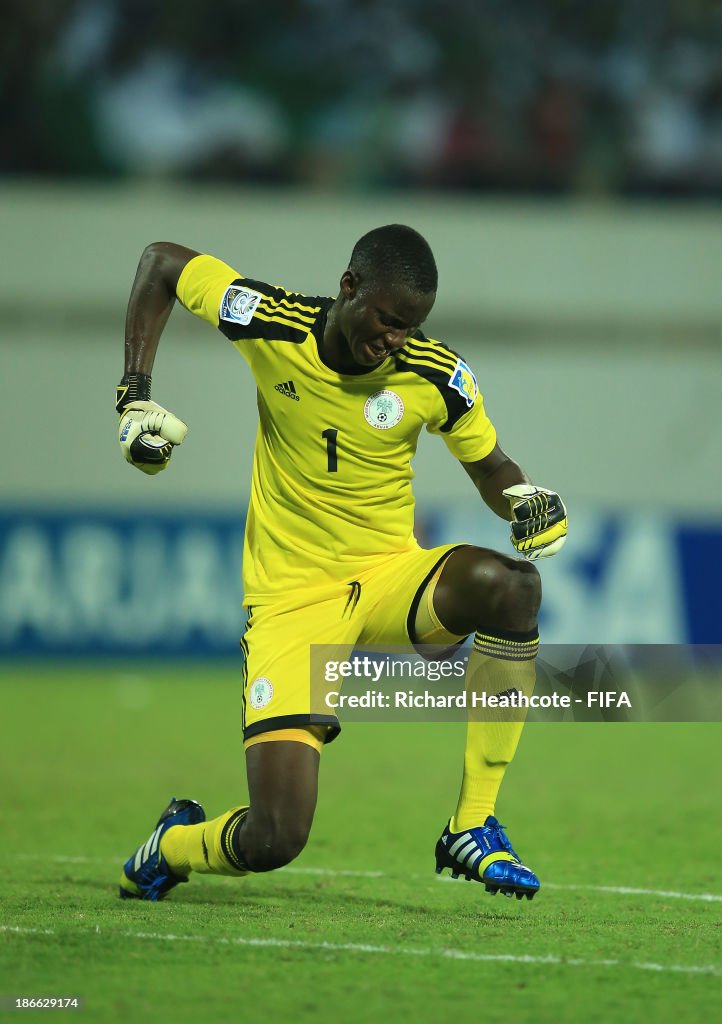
[
  {"xmin": 160, "ymin": 806, "xmax": 250, "ymax": 877},
  {"xmin": 453, "ymin": 629, "xmax": 538, "ymax": 831}
]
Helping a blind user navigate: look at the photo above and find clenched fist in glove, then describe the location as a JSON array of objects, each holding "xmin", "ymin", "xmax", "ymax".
[
  {"xmin": 116, "ymin": 373, "xmax": 187, "ymax": 475},
  {"xmin": 502, "ymin": 484, "xmax": 567, "ymax": 560}
]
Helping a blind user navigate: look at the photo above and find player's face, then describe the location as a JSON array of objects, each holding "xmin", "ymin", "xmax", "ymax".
[{"xmin": 340, "ymin": 275, "xmax": 435, "ymax": 369}]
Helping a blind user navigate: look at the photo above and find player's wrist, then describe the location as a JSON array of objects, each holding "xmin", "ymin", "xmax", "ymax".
[{"xmin": 116, "ymin": 372, "xmax": 152, "ymax": 414}]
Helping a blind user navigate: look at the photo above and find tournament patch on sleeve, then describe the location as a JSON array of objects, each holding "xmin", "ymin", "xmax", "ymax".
[
  {"xmin": 219, "ymin": 284, "xmax": 263, "ymax": 326},
  {"xmin": 448, "ymin": 358, "xmax": 478, "ymax": 408}
]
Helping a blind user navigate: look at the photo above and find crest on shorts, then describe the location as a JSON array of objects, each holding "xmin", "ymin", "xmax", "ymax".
[
  {"xmin": 249, "ymin": 677, "xmax": 274, "ymax": 710},
  {"xmin": 220, "ymin": 285, "xmax": 262, "ymax": 326},
  {"xmin": 363, "ymin": 389, "xmax": 404, "ymax": 430},
  {"xmin": 448, "ymin": 358, "xmax": 478, "ymax": 408}
]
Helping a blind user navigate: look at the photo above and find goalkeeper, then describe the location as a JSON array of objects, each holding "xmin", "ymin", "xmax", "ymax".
[{"xmin": 116, "ymin": 226, "xmax": 567, "ymax": 903}]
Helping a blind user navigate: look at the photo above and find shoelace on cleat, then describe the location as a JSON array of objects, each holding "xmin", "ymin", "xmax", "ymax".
[{"xmin": 483, "ymin": 821, "xmax": 520, "ymax": 862}]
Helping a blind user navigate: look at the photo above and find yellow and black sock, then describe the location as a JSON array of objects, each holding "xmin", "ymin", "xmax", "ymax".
[
  {"xmin": 160, "ymin": 806, "xmax": 250, "ymax": 877},
  {"xmin": 452, "ymin": 628, "xmax": 538, "ymax": 832}
]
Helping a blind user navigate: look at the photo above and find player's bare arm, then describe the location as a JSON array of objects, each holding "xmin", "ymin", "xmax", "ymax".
[
  {"xmin": 461, "ymin": 443, "xmax": 529, "ymax": 519},
  {"xmin": 116, "ymin": 241, "xmax": 200, "ymax": 475},
  {"xmin": 463, "ymin": 444, "xmax": 568, "ymax": 561},
  {"xmin": 124, "ymin": 242, "xmax": 201, "ymax": 373}
]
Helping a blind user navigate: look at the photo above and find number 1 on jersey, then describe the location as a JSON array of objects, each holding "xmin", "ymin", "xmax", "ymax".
[{"xmin": 322, "ymin": 428, "xmax": 338, "ymax": 472}]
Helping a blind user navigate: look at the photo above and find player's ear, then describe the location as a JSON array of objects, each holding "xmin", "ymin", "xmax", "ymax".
[{"xmin": 340, "ymin": 269, "xmax": 359, "ymax": 299}]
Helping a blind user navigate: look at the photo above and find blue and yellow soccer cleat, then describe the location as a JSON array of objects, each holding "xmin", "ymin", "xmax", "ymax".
[
  {"xmin": 435, "ymin": 816, "xmax": 540, "ymax": 900},
  {"xmin": 119, "ymin": 797, "xmax": 205, "ymax": 901}
]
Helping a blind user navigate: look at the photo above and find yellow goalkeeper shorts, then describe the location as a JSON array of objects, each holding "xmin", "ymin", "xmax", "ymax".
[{"xmin": 240, "ymin": 544, "xmax": 462, "ymax": 743}]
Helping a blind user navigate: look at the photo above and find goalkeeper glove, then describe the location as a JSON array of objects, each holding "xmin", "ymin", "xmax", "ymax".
[
  {"xmin": 502, "ymin": 484, "xmax": 567, "ymax": 560},
  {"xmin": 116, "ymin": 373, "xmax": 187, "ymax": 475}
]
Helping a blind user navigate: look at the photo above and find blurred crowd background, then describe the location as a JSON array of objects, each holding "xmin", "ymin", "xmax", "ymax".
[
  {"xmin": 2, "ymin": 1, "xmax": 721, "ymax": 656},
  {"xmin": 4, "ymin": 0, "xmax": 722, "ymax": 197}
]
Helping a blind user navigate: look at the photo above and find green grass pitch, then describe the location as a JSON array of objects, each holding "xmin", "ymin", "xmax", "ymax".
[{"xmin": 2, "ymin": 666, "xmax": 720, "ymax": 1023}]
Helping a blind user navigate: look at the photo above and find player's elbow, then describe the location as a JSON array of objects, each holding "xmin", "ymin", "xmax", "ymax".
[
  {"xmin": 140, "ymin": 239, "xmax": 171, "ymax": 266},
  {"xmin": 139, "ymin": 241, "xmax": 196, "ymax": 291},
  {"xmin": 139, "ymin": 242, "xmax": 174, "ymax": 282}
]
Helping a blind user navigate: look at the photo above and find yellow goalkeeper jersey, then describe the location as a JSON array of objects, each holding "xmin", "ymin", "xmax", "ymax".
[{"xmin": 176, "ymin": 254, "xmax": 497, "ymax": 603}]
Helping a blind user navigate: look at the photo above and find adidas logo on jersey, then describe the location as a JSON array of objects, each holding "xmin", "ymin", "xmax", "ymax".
[{"xmin": 274, "ymin": 380, "xmax": 299, "ymax": 400}]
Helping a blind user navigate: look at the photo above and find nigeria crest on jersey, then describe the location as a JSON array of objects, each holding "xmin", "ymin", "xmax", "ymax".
[
  {"xmin": 249, "ymin": 677, "xmax": 274, "ymax": 709},
  {"xmin": 364, "ymin": 390, "xmax": 405, "ymax": 430}
]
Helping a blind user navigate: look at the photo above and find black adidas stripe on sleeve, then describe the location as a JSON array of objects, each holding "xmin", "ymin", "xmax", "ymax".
[
  {"xmin": 218, "ymin": 277, "xmax": 329, "ymax": 344},
  {"xmin": 394, "ymin": 331, "xmax": 471, "ymax": 432}
]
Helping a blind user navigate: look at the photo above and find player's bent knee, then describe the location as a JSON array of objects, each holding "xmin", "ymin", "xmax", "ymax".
[
  {"xmin": 494, "ymin": 559, "xmax": 541, "ymax": 629},
  {"xmin": 467, "ymin": 551, "xmax": 541, "ymax": 632},
  {"xmin": 512, "ymin": 559, "xmax": 542, "ymax": 611},
  {"xmin": 243, "ymin": 737, "xmax": 319, "ymax": 871},
  {"xmin": 435, "ymin": 547, "xmax": 543, "ymax": 635},
  {"xmin": 244, "ymin": 819, "xmax": 311, "ymax": 873}
]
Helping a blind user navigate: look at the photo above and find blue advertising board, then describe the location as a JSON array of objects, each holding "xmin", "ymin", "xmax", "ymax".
[{"xmin": 0, "ymin": 506, "xmax": 719, "ymax": 656}]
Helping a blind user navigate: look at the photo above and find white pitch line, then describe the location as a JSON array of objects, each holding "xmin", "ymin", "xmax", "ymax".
[
  {"xmin": 543, "ymin": 883, "xmax": 722, "ymax": 903},
  {"xmin": 2, "ymin": 925, "xmax": 719, "ymax": 978},
  {"xmin": 12, "ymin": 854, "xmax": 382, "ymax": 877},
  {"xmin": 434, "ymin": 875, "xmax": 722, "ymax": 903},
  {"xmin": 13, "ymin": 854, "xmax": 110, "ymax": 865},
  {"xmin": 1, "ymin": 926, "xmax": 54, "ymax": 936},
  {"xmin": 280, "ymin": 866, "xmax": 384, "ymax": 878},
  {"xmin": 8, "ymin": 854, "xmax": 722, "ymax": 903}
]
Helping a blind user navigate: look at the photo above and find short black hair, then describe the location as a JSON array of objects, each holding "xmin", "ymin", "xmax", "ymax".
[{"xmin": 349, "ymin": 224, "xmax": 437, "ymax": 294}]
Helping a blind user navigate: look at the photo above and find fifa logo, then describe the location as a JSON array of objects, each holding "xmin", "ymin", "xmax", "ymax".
[
  {"xmin": 449, "ymin": 359, "xmax": 478, "ymax": 408},
  {"xmin": 230, "ymin": 290, "xmax": 258, "ymax": 318},
  {"xmin": 220, "ymin": 284, "xmax": 262, "ymax": 326}
]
